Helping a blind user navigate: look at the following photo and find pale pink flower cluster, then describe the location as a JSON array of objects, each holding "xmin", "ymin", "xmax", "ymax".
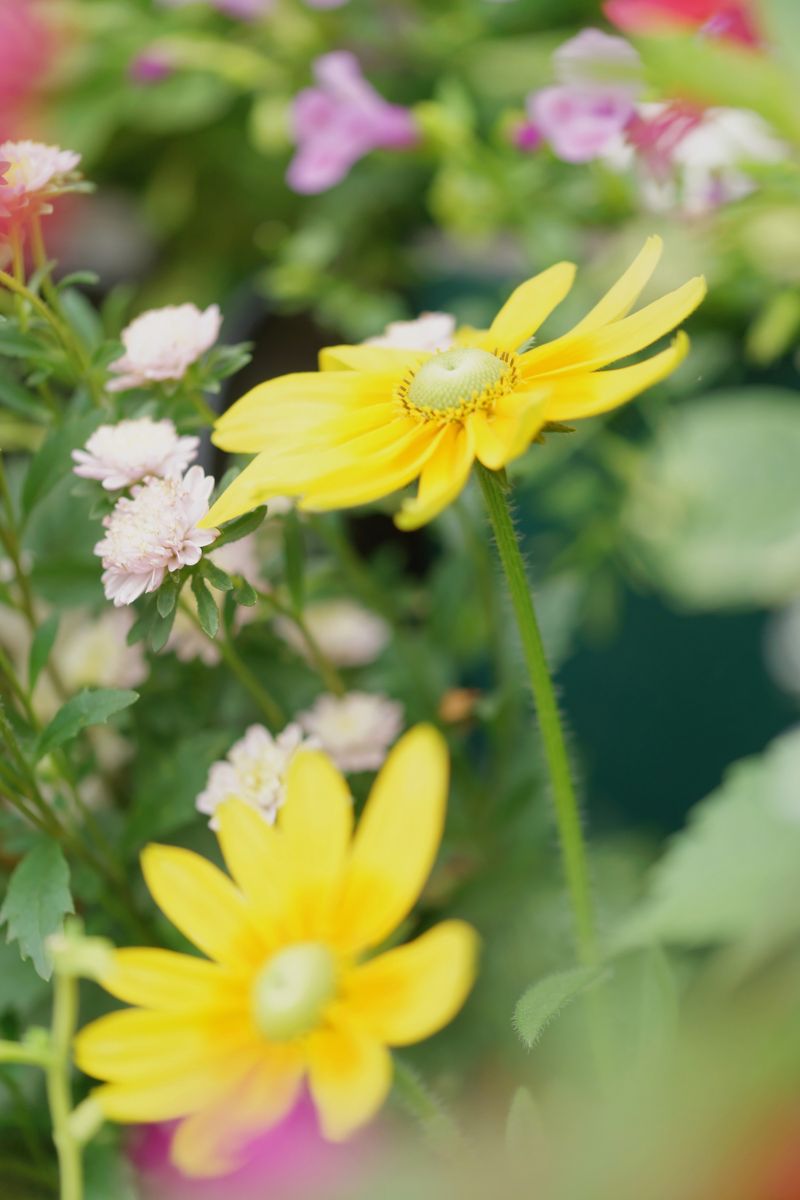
[
  {"xmin": 365, "ymin": 312, "xmax": 456, "ymax": 353},
  {"xmin": 275, "ymin": 598, "xmax": 391, "ymax": 668},
  {"xmin": 298, "ymin": 691, "xmax": 403, "ymax": 772},
  {"xmin": 196, "ymin": 723, "xmax": 317, "ymax": 828},
  {"xmin": 73, "ymin": 417, "xmax": 199, "ymax": 490},
  {"xmin": 108, "ymin": 303, "xmax": 221, "ymax": 392},
  {"xmin": 94, "ymin": 466, "xmax": 217, "ymax": 606},
  {"xmin": 0, "ymin": 139, "xmax": 80, "ymax": 195}
]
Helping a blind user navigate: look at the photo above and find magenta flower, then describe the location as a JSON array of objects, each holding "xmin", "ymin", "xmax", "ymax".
[
  {"xmin": 287, "ymin": 52, "xmax": 417, "ymax": 195},
  {"xmin": 130, "ymin": 1094, "xmax": 374, "ymax": 1200}
]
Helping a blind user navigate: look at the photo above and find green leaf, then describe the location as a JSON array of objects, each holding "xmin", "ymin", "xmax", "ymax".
[
  {"xmin": 57, "ymin": 271, "xmax": 101, "ymax": 291},
  {"xmin": 36, "ymin": 688, "xmax": 139, "ymax": 761},
  {"xmin": 201, "ymin": 558, "xmax": 233, "ymax": 592},
  {"xmin": 513, "ymin": 966, "xmax": 607, "ymax": 1049},
  {"xmin": 191, "ymin": 575, "xmax": 219, "ymax": 639},
  {"xmin": 58, "ymin": 288, "xmax": 104, "ymax": 351},
  {"xmin": 624, "ymin": 391, "xmax": 800, "ymax": 609},
  {"xmin": 233, "ymin": 578, "xmax": 257, "ymax": 607},
  {"xmin": 125, "ymin": 730, "xmax": 231, "ymax": 847},
  {"xmin": 149, "ymin": 604, "xmax": 177, "ymax": 653},
  {"xmin": 156, "ymin": 576, "xmax": 181, "ymax": 618},
  {"xmin": 615, "ymin": 728, "xmax": 800, "ymax": 952},
  {"xmin": 282, "ymin": 508, "xmax": 305, "ymax": 612},
  {"xmin": 22, "ymin": 413, "xmax": 101, "ymax": 519},
  {"xmin": 0, "ymin": 839, "xmax": 74, "ymax": 979},
  {"xmin": 0, "ymin": 364, "xmax": 51, "ymax": 422},
  {"xmin": 28, "ymin": 614, "xmax": 59, "ymax": 692},
  {"xmin": 505, "ymin": 1087, "xmax": 543, "ymax": 1156},
  {"xmin": 211, "ymin": 506, "xmax": 266, "ymax": 550}
]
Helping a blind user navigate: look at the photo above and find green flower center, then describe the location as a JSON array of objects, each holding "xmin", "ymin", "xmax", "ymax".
[
  {"xmin": 404, "ymin": 348, "xmax": 509, "ymax": 414},
  {"xmin": 252, "ymin": 943, "xmax": 336, "ymax": 1041}
]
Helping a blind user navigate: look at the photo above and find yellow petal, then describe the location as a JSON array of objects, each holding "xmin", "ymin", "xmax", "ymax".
[
  {"xmin": 212, "ymin": 372, "xmax": 380, "ymax": 453},
  {"xmin": 395, "ymin": 423, "xmax": 475, "ymax": 531},
  {"xmin": 522, "ymin": 275, "xmax": 706, "ymax": 377},
  {"xmin": 299, "ymin": 426, "xmax": 443, "ymax": 513},
  {"xmin": 140, "ymin": 843, "xmax": 265, "ymax": 966},
  {"xmin": 215, "ymin": 798, "xmax": 297, "ymax": 942},
  {"xmin": 344, "ymin": 920, "xmax": 479, "ymax": 1046},
  {"xmin": 568, "ymin": 236, "xmax": 663, "ymax": 335},
  {"xmin": 485, "ymin": 262, "xmax": 576, "ymax": 354},
  {"xmin": 319, "ymin": 345, "xmax": 430, "ymax": 373},
  {"xmin": 278, "ymin": 750, "xmax": 353, "ymax": 938},
  {"xmin": 334, "ymin": 725, "xmax": 449, "ymax": 953},
  {"xmin": 88, "ymin": 1051, "xmax": 253, "ymax": 1123},
  {"xmin": 74, "ymin": 1009, "xmax": 250, "ymax": 1084},
  {"xmin": 307, "ymin": 1020, "xmax": 392, "ymax": 1141},
  {"xmin": 102, "ymin": 948, "xmax": 240, "ymax": 1012},
  {"xmin": 470, "ymin": 393, "xmax": 549, "ymax": 471},
  {"xmin": 546, "ymin": 332, "xmax": 690, "ymax": 421},
  {"xmin": 170, "ymin": 1058, "xmax": 304, "ymax": 1178}
]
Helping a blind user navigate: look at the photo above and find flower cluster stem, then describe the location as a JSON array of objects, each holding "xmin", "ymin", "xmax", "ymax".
[
  {"xmin": 46, "ymin": 968, "xmax": 83, "ymax": 1200},
  {"xmin": 476, "ymin": 465, "xmax": 598, "ymax": 967}
]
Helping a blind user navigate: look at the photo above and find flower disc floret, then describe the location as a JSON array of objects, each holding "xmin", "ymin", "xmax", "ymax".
[
  {"xmin": 252, "ymin": 944, "xmax": 337, "ymax": 1041},
  {"xmin": 400, "ymin": 347, "xmax": 517, "ymax": 421},
  {"xmin": 94, "ymin": 466, "xmax": 217, "ymax": 606}
]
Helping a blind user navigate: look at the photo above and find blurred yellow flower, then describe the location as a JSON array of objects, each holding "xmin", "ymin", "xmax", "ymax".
[
  {"xmin": 204, "ymin": 236, "xmax": 705, "ymax": 531},
  {"xmin": 75, "ymin": 726, "xmax": 477, "ymax": 1178}
]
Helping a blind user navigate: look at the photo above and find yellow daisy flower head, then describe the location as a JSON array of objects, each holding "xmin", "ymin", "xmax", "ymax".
[
  {"xmin": 203, "ymin": 236, "xmax": 705, "ymax": 532},
  {"xmin": 75, "ymin": 726, "xmax": 478, "ymax": 1178}
]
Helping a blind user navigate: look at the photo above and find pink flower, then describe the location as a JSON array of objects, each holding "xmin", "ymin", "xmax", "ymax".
[
  {"xmin": 526, "ymin": 30, "xmax": 642, "ymax": 164},
  {"xmin": 604, "ymin": 0, "xmax": 758, "ymax": 46},
  {"xmin": 94, "ymin": 466, "xmax": 217, "ymax": 606},
  {"xmin": 0, "ymin": 140, "xmax": 81, "ymax": 196},
  {"xmin": 287, "ymin": 52, "xmax": 417, "ymax": 195},
  {"xmin": 365, "ymin": 312, "xmax": 456, "ymax": 353},
  {"xmin": 73, "ymin": 417, "xmax": 199, "ymax": 490},
  {"xmin": 0, "ymin": 0, "xmax": 56, "ymax": 138},
  {"xmin": 129, "ymin": 1094, "xmax": 373, "ymax": 1200},
  {"xmin": 108, "ymin": 303, "xmax": 222, "ymax": 392},
  {"xmin": 129, "ymin": 49, "xmax": 176, "ymax": 85},
  {"xmin": 297, "ymin": 691, "xmax": 404, "ymax": 772}
]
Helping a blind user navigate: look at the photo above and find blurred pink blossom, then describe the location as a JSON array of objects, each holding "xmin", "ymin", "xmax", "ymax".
[
  {"xmin": 0, "ymin": 0, "xmax": 55, "ymax": 138},
  {"xmin": 604, "ymin": 0, "xmax": 758, "ymax": 46},
  {"xmin": 130, "ymin": 1094, "xmax": 373, "ymax": 1200},
  {"xmin": 287, "ymin": 52, "xmax": 417, "ymax": 194},
  {"xmin": 108, "ymin": 303, "xmax": 222, "ymax": 392}
]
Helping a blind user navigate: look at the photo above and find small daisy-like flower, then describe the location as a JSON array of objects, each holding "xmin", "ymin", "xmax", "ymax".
[
  {"xmin": 276, "ymin": 599, "xmax": 391, "ymax": 669},
  {"xmin": 196, "ymin": 724, "xmax": 316, "ymax": 828},
  {"xmin": 108, "ymin": 303, "xmax": 222, "ymax": 393},
  {"xmin": 0, "ymin": 139, "xmax": 80, "ymax": 196},
  {"xmin": 364, "ymin": 313, "xmax": 457, "ymax": 354},
  {"xmin": 95, "ymin": 466, "xmax": 217, "ymax": 607},
  {"xmin": 75, "ymin": 727, "xmax": 477, "ymax": 1175},
  {"xmin": 73, "ymin": 418, "xmax": 199, "ymax": 491},
  {"xmin": 298, "ymin": 692, "xmax": 403, "ymax": 773},
  {"xmin": 204, "ymin": 237, "xmax": 705, "ymax": 532}
]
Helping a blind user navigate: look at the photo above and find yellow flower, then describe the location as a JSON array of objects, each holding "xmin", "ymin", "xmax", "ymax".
[
  {"xmin": 203, "ymin": 236, "xmax": 705, "ymax": 532},
  {"xmin": 74, "ymin": 726, "xmax": 477, "ymax": 1178}
]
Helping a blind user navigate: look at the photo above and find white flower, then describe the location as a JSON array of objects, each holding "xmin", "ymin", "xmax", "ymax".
[
  {"xmin": 196, "ymin": 723, "xmax": 316, "ymax": 828},
  {"xmin": 107, "ymin": 303, "xmax": 222, "ymax": 392},
  {"xmin": 0, "ymin": 140, "xmax": 81, "ymax": 195},
  {"xmin": 72, "ymin": 417, "xmax": 199, "ymax": 490},
  {"xmin": 365, "ymin": 312, "xmax": 456, "ymax": 353},
  {"xmin": 667, "ymin": 108, "xmax": 786, "ymax": 216},
  {"xmin": 275, "ymin": 598, "xmax": 391, "ymax": 668},
  {"xmin": 298, "ymin": 691, "xmax": 403, "ymax": 772},
  {"xmin": 94, "ymin": 466, "xmax": 217, "ymax": 606}
]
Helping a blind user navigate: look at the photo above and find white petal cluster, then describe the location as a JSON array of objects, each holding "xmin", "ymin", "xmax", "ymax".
[
  {"xmin": 94, "ymin": 466, "xmax": 217, "ymax": 606},
  {"xmin": 276, "ymin": 598, "xmax": 391, "ymax": 668},
  {"xmin": 365, "ymin": 312, "xmax": 456, "ymax": 353},
  {"xmin": 196, "ymin": 723, "xmax": 317, "ymax": 828},
  {"xmin": 0, "ymin": 140, "xmax": 81, "ymax": 195},
  {"xmin": 298, "ymin": 691, "xmax": 403, "ymax": 772},
  {"xmin": 108, "ymin": 303, "xmax": 222, "ymax": 392},
  {"xmin": 73, "ymin": 417, "xmax": 199, "ymax": 490}
]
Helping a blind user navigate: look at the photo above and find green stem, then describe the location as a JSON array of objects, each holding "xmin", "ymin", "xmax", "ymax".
[
  {"xmin": 46, "ymin": 970, "xmax": 83, "ymax": 1200},
  {"xmin": 392, "ymin": 1058, "xmax": 461, "ymax": 1154},
  {"xmin": 261, "ymin": 591, "xmax": 346, "ymax": 696},
  {"xmin": 0, "ymin": 1040, "xmax": 51, "ymax": 1068},
  {"xmin": 477, "ymin": 465, "xmax": 598, "ymax": 967}
]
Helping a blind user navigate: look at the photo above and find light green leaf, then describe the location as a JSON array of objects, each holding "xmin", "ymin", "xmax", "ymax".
[
  {"xmin": 513, "ymin": 966, "xmax": 607, "ymax": 1049},
  {"xmin": 0, "ymin": 839, "xmax": 74, "ymax": 979},
  {"xmin": 624, "ymin": 391, "xmax": 800, "ymax": 609},
  {"xmin": 191, "ymin": 576, "xmax": 219, "ymax": 639},
  {"xmin": 36, "ymin": 688, "xmax": 139, "ymax": 761},
  {"xmin": 28, "ymin": 614, "xmax": 59, "ymax": 693}
]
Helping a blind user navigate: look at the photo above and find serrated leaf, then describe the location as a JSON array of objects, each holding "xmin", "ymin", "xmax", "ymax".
[
  {"xmin": 0, "ymin": 839, "xmax": 74, "ymax": 979},
  {"xmin": 28, "ymin": 614, "xmax": 59, "ymax": 692},
  {"xmin": 513, "ymin": 966, "xmax": 607, "ymax": 1049},
  {"xmin": 211, "ymin": 506, "xmax": 266, "ymax": 550},
  {"xmin": 191, "ymin": 576, "xmax": 219, "ymax": 639},
  {"xmin": 282, "ymin": 509, "xmax": 305, "ymax": 612},
  {"xmin": 36, "ymin": 688, "xmax": 139, "ymax": 761}
]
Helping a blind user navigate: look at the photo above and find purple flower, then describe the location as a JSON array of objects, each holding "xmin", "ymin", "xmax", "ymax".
[
  {"xmin": 129, "ymin": 48, "xmax": 175, "ymax": 85},
  {"xmin": 525, "ymin": 28, "xmax": 642, "ymax": 164},
  {"xmin": 287, "ymin": 51, "xmax": 417, "ymax": 195}
]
